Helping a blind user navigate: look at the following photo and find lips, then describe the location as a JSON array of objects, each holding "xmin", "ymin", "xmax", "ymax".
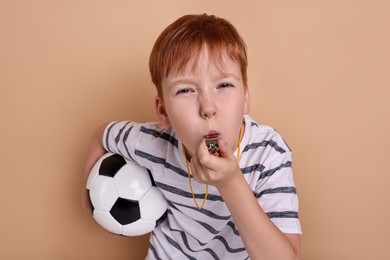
[{"xmin": 204, "ymin": 131, "xmax": 219, "ymax": 139}]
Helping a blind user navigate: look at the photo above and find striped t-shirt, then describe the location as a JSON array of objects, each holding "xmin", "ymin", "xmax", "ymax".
[{"xmin": 103, "ymin": 115, "xmax": 302, "ymax": 259}]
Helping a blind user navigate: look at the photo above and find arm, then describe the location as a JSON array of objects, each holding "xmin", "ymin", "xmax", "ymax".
[
  {"xmin": 217, "ymin": 172, "xmax": 301, "ymax": 260},
  {"xmin": 190, "ymin": 138, "xmax": 301, "ymax": 260},
  {"xmin": 81, "ymin": 124, "xmax": 108, "ymax": 213}
]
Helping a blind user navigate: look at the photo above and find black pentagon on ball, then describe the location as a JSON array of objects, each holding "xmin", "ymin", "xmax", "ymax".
[
  {"xmin": 110, "ymin": 197, "xmax": 141, "ymax": 225},
  {"xmin": 99, "ymin": 154, "xmax": 127, "ymax": 177}
]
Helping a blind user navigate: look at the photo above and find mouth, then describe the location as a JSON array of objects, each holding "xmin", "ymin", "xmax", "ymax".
[{"xmin": 204, "ymin": 130, "xmax": 220, "ymax": 139}]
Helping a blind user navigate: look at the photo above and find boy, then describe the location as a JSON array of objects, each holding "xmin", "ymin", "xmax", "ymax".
[{"xmin": 83, "ymin": 14, "xmax": 302, "ymax": 259}]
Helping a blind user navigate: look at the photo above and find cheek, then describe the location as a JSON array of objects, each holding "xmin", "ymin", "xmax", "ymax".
[
  {"xmin": 166, "ymin": 108, "xmax": 197, "ymax": 137},
  {"xmin": 167, "ymin": 104, "xmax": 194, "ymax": 125},
  {"xmin": 219, "ymin": 98, "xmax": 245, "ymax": 118}
]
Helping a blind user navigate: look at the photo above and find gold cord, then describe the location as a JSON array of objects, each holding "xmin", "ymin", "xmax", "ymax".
[{"xmin": 182, "ymin": 126, "xmax": 244, "ymax": 209}]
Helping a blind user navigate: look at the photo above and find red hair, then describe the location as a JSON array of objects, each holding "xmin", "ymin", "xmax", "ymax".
[{"xmin": 149, "ymin": 14, "xmax": 248, "ymax": 98}]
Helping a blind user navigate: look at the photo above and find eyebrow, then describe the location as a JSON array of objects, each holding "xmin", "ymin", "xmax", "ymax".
[
  {"xmin": 168, "ymin": 78, "xmax": 196, "ymax": 86},
  {"xmin": 214, "ymin": 72, "xmax": 241, "ymax": 81},
  {"xmin": 168, "ymin": 71, "xmax": 241, "ymax": 85}
]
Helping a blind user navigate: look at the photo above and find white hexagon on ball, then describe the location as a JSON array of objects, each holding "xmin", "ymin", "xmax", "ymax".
[
  {"xmin": 114, "ymin": 161, "xmax": 152, "ymax": 201},
  {"xmin": 89, "ymin": 176, "xmax": 118, "ymax": 212}
]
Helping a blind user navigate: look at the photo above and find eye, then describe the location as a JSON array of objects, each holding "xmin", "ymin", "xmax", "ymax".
[
  {"xmin": 176, "ymin": 88, "xmax": 194, "ymax": 95},
  {"xmin": 218, "ymin": 82, "xmax": 233, "ymax": 89}
]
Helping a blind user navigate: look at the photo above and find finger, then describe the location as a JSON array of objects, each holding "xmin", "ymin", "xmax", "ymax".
[
  {"xmin": 217, "ymin": 138, "xmax": 235, "ymax": 160},
  {"xmin": 198, "ymin": 137, "xmax": 211, "ymax": 158},
  {"xmin": 195, "ymin": 137, "xmax": 216, "ymax": 167}
]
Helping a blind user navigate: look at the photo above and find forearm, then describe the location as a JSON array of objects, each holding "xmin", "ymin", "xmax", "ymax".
[{"xmin": 218, "ymin": 174, "xmax": 299, "ymax": 260}]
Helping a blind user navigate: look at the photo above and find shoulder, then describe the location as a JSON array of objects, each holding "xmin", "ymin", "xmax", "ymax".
[
  {"xmin": 106, "ymin": 121, "xmax": 174, "ymax": 139},
  {"xmin": 138, "ymin": 122, "xmax": 178, "ymax": 147},
  {"xmin": 104, "ymin": 120, "xmax": 178, "ymax": 151},
  {"xmin": 243, "ymin": 115, "xmax": 291, "ymax": 154}
]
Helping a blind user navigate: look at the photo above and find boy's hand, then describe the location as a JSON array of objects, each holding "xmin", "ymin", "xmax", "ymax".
[
  {"xmin": 82, "ymin": 190, "xmax": 93, "ymax": 214},
  {"xmin": 190, "ymin": 137, "xmax": 241, "ymax": 188}
]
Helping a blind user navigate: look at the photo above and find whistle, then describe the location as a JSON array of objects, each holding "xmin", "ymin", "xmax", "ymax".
[{"xmin": 205, "ymin": 134, "xmax": 219, "ymax": 156}]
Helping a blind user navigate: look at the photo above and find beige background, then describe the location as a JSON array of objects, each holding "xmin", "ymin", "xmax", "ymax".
[{"xmin": 1, "ymin": 0, "xmax": 389, "ymax": 259}]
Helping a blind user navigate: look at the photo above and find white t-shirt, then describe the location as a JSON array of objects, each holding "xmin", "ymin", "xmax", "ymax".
[{"xmin": 104, "ymin": 115, "xmax": 302, "ymax": 260}]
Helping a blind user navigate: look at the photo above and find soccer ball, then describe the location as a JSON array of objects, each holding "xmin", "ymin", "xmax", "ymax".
[{"xmin": 86, "ymin": 153, "xmax": 168, "ymax": 236}]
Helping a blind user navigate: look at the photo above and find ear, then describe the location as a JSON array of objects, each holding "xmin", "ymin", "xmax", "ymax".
[
  {"xmin": 243, "ymin": 86, "xmax": 250, "ymax": 114},
  {"xmin": 155, "ymin": 95, "xmax": 171, "ymax": 128}
]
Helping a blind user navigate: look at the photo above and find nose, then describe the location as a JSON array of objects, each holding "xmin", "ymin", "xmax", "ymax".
[{"xmin": 199, "ymin": 93, "xmax": 217, "ymax": 119}]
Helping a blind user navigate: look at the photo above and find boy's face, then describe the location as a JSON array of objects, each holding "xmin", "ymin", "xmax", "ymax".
[{"xmin": 156, "ymin": 47, "xmax": 250, "ymax": 157}]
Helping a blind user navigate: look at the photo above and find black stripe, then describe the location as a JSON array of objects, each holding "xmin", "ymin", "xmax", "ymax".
[
  {"xmin": 115, "ymin": 121, "xmax": 130, "ymax": 144},
  {"xmin": 259, "ymin": 161, "xmax": 292, "ymax": 180},
  {"xmin": 156, "ymin": 182, "xmax": 224, "ymax": 203},
  {"xmin": 172, "ymin": 227, "xmax": 220, "ymax": 260},
  {"xmin": 242, "ymin": 140, "xmax": 286, "ymax": 154},
  {"xmin": 140, "ymin": 126, "xmax": 178, "ymax": 147},
  {"xmin": 266, "ymin": 211, "xmax": 299, "ymax": 219},
  {"xmin": 122, "ymin": 125, "xmax": 134, "ymax": 161},
  {"xmin": 227, "ymin": 221, "xmax": 240, "ymax": 236},
  {"xmin": 168, "ymin": 200, "xmax": 230, "ymax": 220},
  {"xmin": 241, "ymin": 163, "xmax": 265, "ymax": 174},
  {"xmin": 168, "ymin": 201, "xmax": 240, "ymax": 236},
  {"xmin": 196, "ymin": 220, "xmax": 241, "ymax": 237},
  {"xmin": 192, "ymin": 218, "xmax": 221, "ymax": 236},
  {"xmin": 135, "ymin": 150, "xmax": 187, "ymax": 177},
  {"xmin": 197, "ymin": 220, "xmax": 228, "ymax": 236},
  {"xmin": 167, "ymin": 208, "xmax": 244, "ymax": 254},
  {"xmin": 169, "ymin": 227, "xmax": 247, "ymax": 258},
  {"xmin": 255, "ymin": 186, "xmax": 297, "ymax": 199},
  {"xmin": 148, "ymin": 241, "xmax": 163, "ymax": 260},
  {"xmin": 105, "ymin": 122, "xmax": 117, "ymax": 153},
  {"xmin": 164, "ymin": 232, "xmax": 197, "ymax": 260},
  {"xmin": 160, "ymin": 207, "xmax": 247, "ymax": 258},
  {"xmin": 158, "ymin": 183, "xmax": 202, "ymax": 199},
  {"xmin": 213, "ymin": 235, "xmax": 247, "ymax": 253}
]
